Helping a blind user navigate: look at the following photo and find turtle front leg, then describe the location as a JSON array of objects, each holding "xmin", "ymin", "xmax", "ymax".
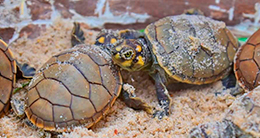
[
  {"xmin": 152, "ymin": 73, "xmax": 172, "ymax": 119},
  {"xmin": 219, "ymin": 72, "xmax": 244, "ymax": 96},
  {"xmin": 120, "ymin": 84, "xmax": 153, "ymax": 114}
]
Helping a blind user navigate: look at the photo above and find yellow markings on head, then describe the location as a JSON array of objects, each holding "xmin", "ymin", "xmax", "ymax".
[
  {"xmin": 119, "ymin": 30, "xmax": 128, "ymax": 34},
  {"xmin": 115, "ymin": 46, "xmax": 122, "ymax": 52},
  {"xmin": 119, "ymin": 55, "xmax": 145, "ymax": 71},
  {"xmin": 112, "ymin": 52, "xmax": 133, "ymax": 71},
  {"xmin": 98, "ymin": 37, "xmax": 105, "ymax": 44},
  {"xmin": 136, "ymin": 45, "xmax": 142, "ymax": 52},
  {"xmin": 121, "ymin": 60, "xmax": 133, "ymax": 68},
  {"xmin": 136, "ymin": 55, "xmax": 144, "ymax": 66},
  {"xmin": 114, "ymin": 53, "xmax": 121, "ymax": 60},
  {"xmin": 110, "ymin": 38, "xmax": 117, "ymax": 44}
]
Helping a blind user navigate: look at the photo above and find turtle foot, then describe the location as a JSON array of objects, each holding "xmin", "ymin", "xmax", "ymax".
[
  {"xmin": 120, "ymin": 84, "xmax": 153, "ymax": 114},
  {"xmin": 152, "ymin": 109, "xmax": 169, "ymax": 120},
  {"xmin": 153, "ymin": 99, "xmax": 170, "ymax": 119}
]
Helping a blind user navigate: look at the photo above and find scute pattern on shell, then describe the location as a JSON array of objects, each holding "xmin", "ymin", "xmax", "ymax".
[
  {"xmin": 225, "ymin": 86, "xmax": 260, "ymax": 137},
  {"xmin": 25, "ymin": 44, "xmax": 122, "ymax": 132},
  {"xmin": 145, "ymin": 15, "xmax": 238, "ymax": 84},
  {"xmin": 234, "ymin": 29, "xmax": 260, "ymax": 91},
  {"xmin": 0, "ymin": 39, "xmax": 16, "ymax": 117}
]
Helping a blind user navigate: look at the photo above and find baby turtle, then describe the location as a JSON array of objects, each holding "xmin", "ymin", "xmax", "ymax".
[
  {"xmin": 90, "ymin": 15, "xmax": 239, "ymax": 117},
  {"xmin": 24, "ymin": 45, "xmax": 122, "ymax": 132},
  {"xmin": 234, "ymin": 29, "xmax": 260, "ymax": 91},
  {"xmin": 21, "ymin": 25, "xmax": 151, "ymax": 132},
  {"xmin": 0, "ymin": 39, "xmax": 16, "ymax": 117},
  {"xmin": 189, "ymin": 29, "xmax": 260, "ymax": 137},
  {"xmin": 0, "ymin": 39, "xmax": 35, "ymax": 117}
]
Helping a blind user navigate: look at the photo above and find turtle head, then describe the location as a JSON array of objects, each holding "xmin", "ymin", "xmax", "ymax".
[
  {"xmin": 95, "ymin": 29, "xmax": 145, "ymax": 53},
  {"xmin": 111, "ymin": 38, "xmax": 152, "ymax": 71},
  {"xmin": 95, "ymin": 29, "xmax": 119, "ymax": 53}
]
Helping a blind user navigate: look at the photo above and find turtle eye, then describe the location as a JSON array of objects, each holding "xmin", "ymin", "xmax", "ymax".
[{"xmin": 122, "ymin": 50, "xmax": 134, "ymax": 60}]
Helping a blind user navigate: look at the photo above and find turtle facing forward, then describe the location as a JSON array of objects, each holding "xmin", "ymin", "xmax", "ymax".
[
  {"xmin": 95, "ymin": 15, "xmax": 239, "ymax": 117},
  {"xmin": 19, "ymin": 24, "xmax": 151, "ymax": 132}
]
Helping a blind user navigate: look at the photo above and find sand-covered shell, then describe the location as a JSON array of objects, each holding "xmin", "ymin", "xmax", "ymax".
[
  {"xmin": 0, "ymin": 39, "xmax": 16, "ymax": 117},
  {"xmin": 25, "ymin": 45, "xmax": 122, "ymax": 132},
  {"xmin": 145, "ymin": 15, "xmax": 239, "ymax": 84}
]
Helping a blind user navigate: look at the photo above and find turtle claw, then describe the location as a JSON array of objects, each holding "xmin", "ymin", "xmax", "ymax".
[
  {"xmin": 153, "ymin": 99, "xmax": 170, "ymax": 119},
  {"xmin": 153, "ymin": 110, "xmax": 169, "ymax": 120},
  {"xmin": 124, "ymin": 96, "xmax": 153, "ymax": 114},
  {"xmin": 11, "ymin": 98, "xmax": 25, "ymax": 118},
  {"xmin": 120, "ymin": 84, "xmax": 153, "ymax": 114}
]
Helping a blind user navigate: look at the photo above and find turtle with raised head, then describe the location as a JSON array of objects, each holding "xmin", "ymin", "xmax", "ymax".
[
  {"xmin": 13, "ymin": 14, "xmax": 239, "ymax": 132},
  {"xmin": 13, "ymin": 23, "xmax": 152, "ymax": 132},
  {"xmin": 81, "ymin": 15, "xmax": 239, "ymax": 118}
]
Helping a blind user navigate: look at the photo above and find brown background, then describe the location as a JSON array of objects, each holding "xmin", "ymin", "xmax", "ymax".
[
  {"xmin": 0, "ymin": 0, "xmax": 259, "ymax": 43},
  {"xmin": 35, "ymin": 0, "xmax": 259, "ymax": 27}
]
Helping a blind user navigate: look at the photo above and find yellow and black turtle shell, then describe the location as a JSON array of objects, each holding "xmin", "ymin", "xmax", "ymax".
[
  {"xmin": 145, "ymin": 15, "xmax": 239, "ymax": 84},
  {"xmin": 0, "ymin": 39, "xmax": 16, "ymax": 117}
]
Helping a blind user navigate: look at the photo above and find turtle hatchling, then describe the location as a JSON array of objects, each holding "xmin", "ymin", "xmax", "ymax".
[
  {"xmin": 24, "ymin": 45, "xmax": 123, "ymax": 132},
  {"xmin": 234, "ymin": 28, "xmax": 260, "ymax": 91},
  {"xmin": 21, "ymin": 24, "xmax": 151, "ymax": 132},
  {"xmin": 189, "ymin": 29, "xmax": 260, "ymax": 138},
  {"xmin": 0, "ymin": 38, "xmax": 35, "ymax": 117},
  {"xmin": 91, "ymin": 14, "xmax": 239, "ymax": 118},
  {"xmin": 20, "ymin": 14, "xmax": 239, "ymax": 131},
  {"xmin": 0, "ymin": 39, "xmax": 17, "ymax": 117}
]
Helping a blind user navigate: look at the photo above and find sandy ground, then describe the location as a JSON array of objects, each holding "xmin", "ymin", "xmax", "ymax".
[{"xmin": 0, "ymin": 18, "xmax": 241, "ymax": 138}]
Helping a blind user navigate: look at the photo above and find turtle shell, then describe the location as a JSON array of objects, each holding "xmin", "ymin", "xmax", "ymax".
[
  {"xmin": 25, "ymin": 45, "xmax": 122, "ymax": 132},
  {"xmin": 189, "ymin": 85, "xmax": 260, "ymax": 137},
  {"xmin": 225, "ymin": 86, "xmax": 260, "ymax": 137},
  {"xmin": 145, "ymin": 15, "xmax": 239, "ymax": 84},
  {"xmin": 234, "ymin": 29, "xmax": 260, "ymax": 91},
  {"xmin": 0, "ymin": 39, "xmax": 16, "ymax": 117}
]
